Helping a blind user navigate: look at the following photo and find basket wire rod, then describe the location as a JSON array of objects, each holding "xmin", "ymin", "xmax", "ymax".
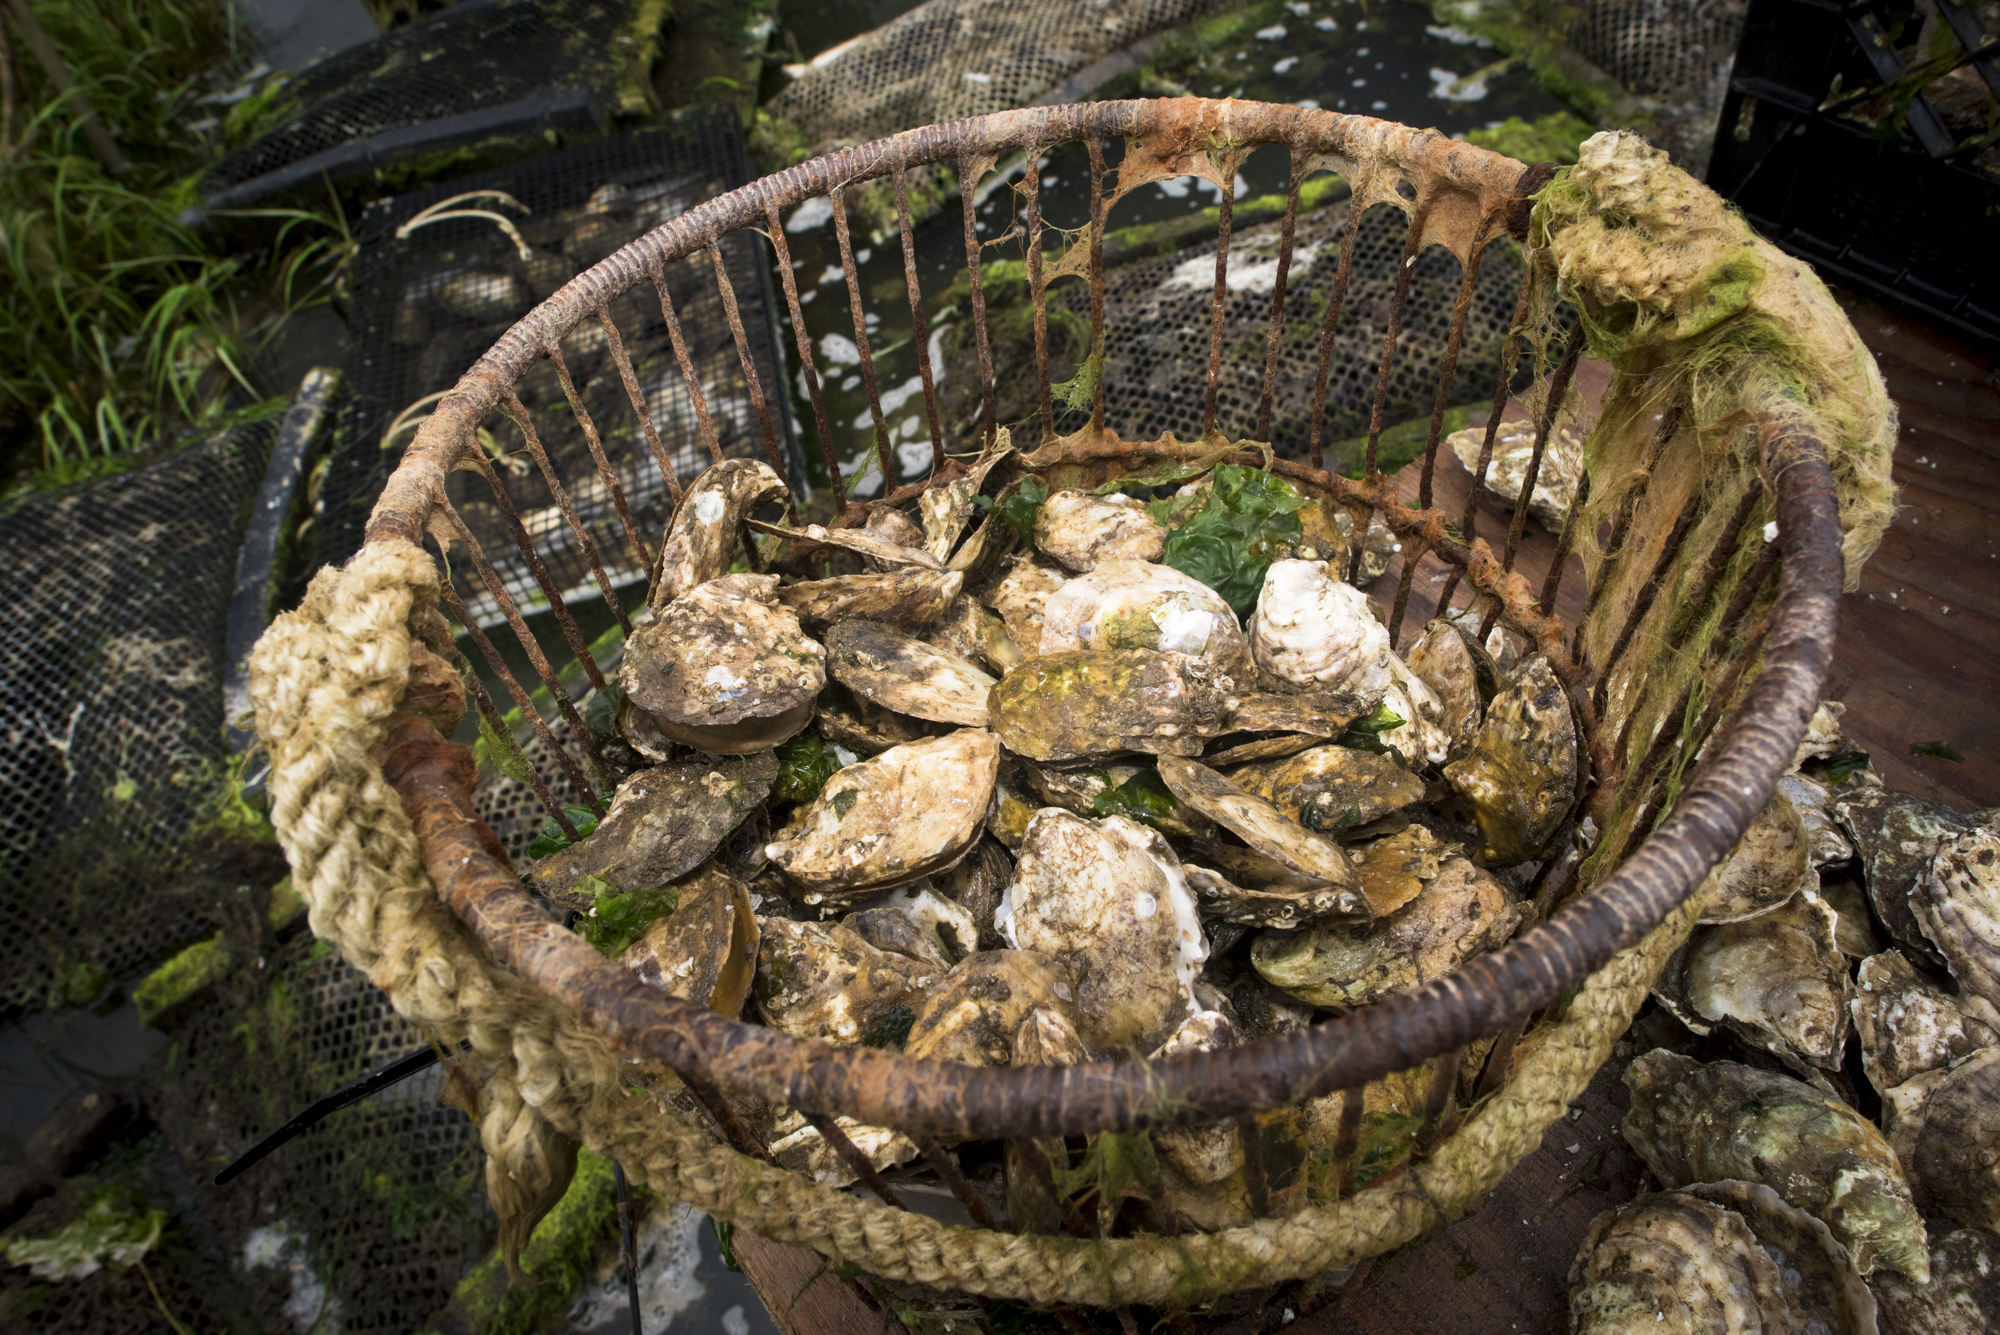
[
  {"xmin": 612, "ymin": 1159, "xmax": 644, "ymax": 1335},
  {"xmin": 1385, "ymin": 539, "xmax": 1430, "ymax": 648},
  {"xmin": 1413, "ymin": 1048, "xmax": 1463, "ymax": 1156},
  {"xmin": 595, "ymin": 307, "xmax": 684, "ymax": 508},
  {"xmin": 457, "ymin": 662, "xmax": 578, "ymax": 842},
  {"xmin": 1418, "ymin": 214, "xmax": 1504, "ymax": 512},
  {"xmin": 760, "ymin": 201, "xmax": 846, "ymax": 513},
  {"xmin": 1572, "ymin": 408, "xmax": 1677, "ymax": 668},
  {"xmin": 648, "ymin": 270, "xmax": 727, "ymax": 468},
  {"xmin": 1659, "ymin": 482, "xmax": 1770, "ymax": 650},
  {"xmin": 438, "ymin": 502, "xmax": 609, "ymax": 800},
  {"xmin": 1360, "ymin": 198, "xmax": 1435, "ymax": 481},
  {"xmin": 1202, "ymin": 182, "xmax": 1237, "ymax": 435},
  {"xmin": 1473, "ymin": 1013, "xmax": 1533, "ymax": 1102},
  {"xmin": 1254, "ymin": 157, "xmax": 1308, "ymax": 443},
  {"xmin": 1589, "ymin": 497, "xmax": 1703, "ymax": 719},
  {"xmin": 1237, "ymin": 1116, "xmax": 1271, "ymax": 1217},
  {"xmin": 501, "ymin": 389, "xmax": 632, "ymax": 635},
  {"xmin": 1020, "ymin": 152, "xmax": 1056, "ymax": 431},
  {"xmin": 805, "ymin": 1110, "xmax": 907, "ymax": 1208},
  {"xmin": 463, "ymin": 447, "xmax": 607, "ymax": 692},
  {"xmin": 704, "ymin": 238, "xmax": 795, "ymax": 509},
  {"xmin": 547, "ymin": 345, "xmax": 654, "ymax": 576},
  {"xmin": 1303, "ymin": 199, "xmax": 1364, "ymax": 472},
  {"xmin": 957, "ymin": 157, "xmax": 1000, "ymax": 449},
  {"xmin": 437, "ymin": 574, "xmax": 599, "ymax": 820},
  {"xmin": 1010, "ymin": 1138, "xmax": 1068, "ymax": 1234},
  {"xmin": 1332, "ymin": 1085, "xmax": 1365, "ymax": 1198},
  {"xmin": 1497, "ymin": 313, "xmax": 1587, "ymax": 577},
  {"xmin": 1538, "ymin": 465, "xmax": 1592, "ymax": 618},
  {"xmin": 892, "ymin": 167, "xmax": 947, "ymax": 463},
  {"xmin": 827, "ymin": 190, "xmax": 895, "ymax": 491},
  {"xmin": 1618, "ymin": 540, "xmax": 1782, "ymax": 790},
  {"xmin": 687, "ymin": 1071, "xmax": 779, "ymax": 1165},
  {"xmin": 1432, "ymin": 265, "xmax": 1538, "ymax": 615},
  {"xmin": 1086, "ymin": 135, "xmax": 1109, "ymax": 428},
  {"xmin": 912, "ymin": 1132, "xmax": 998, "ymax": 1229}
]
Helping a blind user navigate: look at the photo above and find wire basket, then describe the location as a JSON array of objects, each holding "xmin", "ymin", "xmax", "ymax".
[{"xmin": 250, "ymin": 99, "xmax": 1892, "ymax": 1310}]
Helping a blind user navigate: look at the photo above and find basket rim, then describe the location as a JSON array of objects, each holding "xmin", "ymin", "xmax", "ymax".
[{"xmin": 366, "ymin": 99, "xmax": 1847, "ymax": 1142}]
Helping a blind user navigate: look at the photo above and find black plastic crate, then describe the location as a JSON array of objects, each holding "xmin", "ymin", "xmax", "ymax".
[{"xmin": 1707, "ymin": 0, "xmax": 2000, "ymax": 347}]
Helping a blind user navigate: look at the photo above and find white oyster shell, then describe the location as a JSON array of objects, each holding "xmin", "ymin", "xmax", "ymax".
[
  {"xmin": 1914, "ymin": 822, "xmax": 2000, "ymax": 1011},
  {"xmin": 1778, "ymin": 771, "xmax": 1855, "ymax": 866},
  {"xmin": 996, "ymin": 810, "xmax": 1207, "ymax": 1054},
  {"xmin": 1039, "ymin": 558, "xmax": 1250, "ymax": 675},
  {"xmin": 1694, "ymin": 787, "xmax": 1811, "ymax": 924},
  {"xmin": 1380, "ymin": 654, "xmax": 1452, "ymax": 769},
  {"xmin": 1854, "ymin": 949, "xmax": 2000, "ymax": 1093},
  {"xmin": 1448, "ymin": 418, "xmax": 1584, "ymax": 532},
  {"xmin": 1033, "ymin": 490, "xmax": 1166, "ymax": 572},
  {"xmin": 1883, "ymin": 1046, "xmax": 2000, "ymax": 1233},
  {"xmin": 1684, "ymin": 885, "xmax": 1852, "ymax": 1072},
  {"xmin": 1246, "ymin": 559, "xmax": 1392, "ymax": 713}
]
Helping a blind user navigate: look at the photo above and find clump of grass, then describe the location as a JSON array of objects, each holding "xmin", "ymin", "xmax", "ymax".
[{"xmin": 0, "ymin": 0, "xmax": 351, "ymax": 492}]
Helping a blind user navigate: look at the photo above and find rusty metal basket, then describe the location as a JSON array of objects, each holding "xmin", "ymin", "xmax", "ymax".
[{"xmin": 250, "ymin": 99, "xmax": 1877, "ymax": 1312}]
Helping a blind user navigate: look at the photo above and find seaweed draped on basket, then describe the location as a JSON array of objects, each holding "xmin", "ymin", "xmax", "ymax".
[{"xmin": 249, "ymin": 103, "xmax": 1888, "ymax": 1310}]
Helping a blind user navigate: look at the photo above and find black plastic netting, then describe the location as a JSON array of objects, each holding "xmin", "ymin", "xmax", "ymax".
[
  {"xmin": 205, "ymin": 0, "xmax": 671, "ymax": 205},
  {"xmin": 0, "ymin": 423, "xmax": 277, "ymax": 1016},
  {"xmin": 948, "ymin": 196, "xmax": 1530, "ymax": 462},
  {"xmin": 311, "ymin": 111, "xmax": 796, "ymax": 631}
]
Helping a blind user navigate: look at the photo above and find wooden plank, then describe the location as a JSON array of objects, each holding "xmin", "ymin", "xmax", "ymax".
[{"xmin": 733, "ymin": 1229, "xmax": 881, "ymax": 1335}]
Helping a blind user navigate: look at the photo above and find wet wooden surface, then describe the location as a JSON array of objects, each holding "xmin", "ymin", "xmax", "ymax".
[{"xmin": 730, "ymin": 291, "xmax": 1999, "ymax": 1334}]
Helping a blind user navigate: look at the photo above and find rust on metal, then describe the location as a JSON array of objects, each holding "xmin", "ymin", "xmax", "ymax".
[
  {"xmin": 1254, "ymin": 162, "xmax": 1307, "ymax": 443},
  {"xmin": 647, "ymin": 267, "xmax": 727, "ymax": 467},
  {"xmin": 1419, "ymin": 215, "xmax": 1502, "ymax": 512},
  {"xmin": 958, "ymin": 156, "xmax": 999, "ymax": 448},
  {"xmin": 761, "ymin": 199, "xmax": 845, "ymax": 512},
  {"xmin": 704, "ymin": 238, "xmax": 794, "ymax": 509},
  {"xmin": 892, "ymin": 168, "xmax": 947, "ymax": 460},
  {"xmin": 547, "ymin": 344, "xmax": 653, "ymax": 575},
  {"xmin": 464, "ymin": 447, "xmax": 607, "ymax": 692},
  {"xmin": 1203, "ymin": 185, "xmax": 1236, "ymax": 433},
  {"xmin": 595, "ymin": 307, "xmax": 683, "ymax": 507},
  {"xmin": 501, "ymin": 388, "xmax": 631, "ymax": 635},
  {"xmin": 1361, "ymin": 197, "xmax": 1435, "ymax": 480}
]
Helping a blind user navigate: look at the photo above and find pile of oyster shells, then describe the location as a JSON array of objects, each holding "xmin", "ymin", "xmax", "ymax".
[
  {"xmin": 524, "ymin": 451, "xmax": 1587, "ymax": 1230},
  {"xmin": 1568, "ymin": 704, "xmax": 2000, "ymax": 1333}
]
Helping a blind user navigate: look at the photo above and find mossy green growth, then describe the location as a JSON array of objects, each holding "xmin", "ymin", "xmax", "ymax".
[
  {"xmin": 266, "ymin": 875, "xmax": 307, "ymax": 932},
  {"xmin": 446, "ymin": 1149, "xmax": 623, "ymax": 1335},
  {"xmin": 3, "ymin": 1184, "xmax": 165, "ymax": 1280},
  {"xmin": 1422, "ymin": 0, "xmax": 1640, "ymax": 128},
  {"xmin": 1464, "ymin": 111, "xmax": 1595, "ymax": 165},
  {"xmin": 1319, "ymin": 405, "xmax": 1474, "ymax": 479},
  {"xmin": 135, "ymin": 934, "xmax": 229, "ymax": 1027}
]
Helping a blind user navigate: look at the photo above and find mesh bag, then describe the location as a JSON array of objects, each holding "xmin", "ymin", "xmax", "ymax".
[
  {"xmin": 0, "ymin": 422, "xmax": 276, "ymax": 1016},
  {"xmin": 1569, "ymin": 0, "xmax": 1748, "ymax": 170},
  {"xmin": 311, "ymin": 111, "xmax": 796, "ymax": 630},
  {"xmin": 248, "ymin": 103, "xmax": 1894, "ymax": 1311},
  {"xmin": 767, "ymin": 0, "xmax": 1209, "ymax": 154},
  {"xmin": 203, "ymin": 0, "xmax": 671, "ymax": 207}
]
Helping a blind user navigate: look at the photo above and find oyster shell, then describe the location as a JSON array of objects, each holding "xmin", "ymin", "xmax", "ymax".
[
  {"xmin": 903, "ymin": 949, "xmax": 1080, "ymax": 1066},
  {"xmin": 1246, "ymin": 559, "xmax": 1392, "ymax": 713},
  {"xmin": 1378, "ymin": 658, "xmax": 1452, "ymax": 770},
  {"xmin": 1155, "ymin": 756, "xmax": 1370, "ymax": 915},
  {"xmin": 1853, "ymin": 950, "xmax": 2000, "ymax": 1093},
  {"xmin": 1683, "ymin": 886, "xmax": 1852, "ymax": 1072},
  {"xmin": 1401, "ymin": 619, "xmax": 1488, "ymax": 759},
  {"xmin": 746, "ymin": 517, "xmax": 944, "ymax": 571},
  {"xmin": 1778, "ymin": 771, "xmax": 1856, "ymax": 866},
  {"xmin": 620, "ymin": 574, "xmax": 823, "ymax": 754},
  {"xmin": 621, "ymin": 864, "xmax": 760, "ymax": 1017},
  {"xmin": 1229, "ymin": 743, "xmax": 1428, "ymax": 834},
  {"xmin": 985, "ymin": 765, "xmax": 1039, "ymax": 849},
  {"xmin": 1149, "ymin": 1004, "xmax": 1246, "ymax": 1192},
  {"xmin": 1568, "ymin": 1181, "xmax": 1877, "ymax": 1335},
  {"xmin": 1912, "ymin": 823, "xmax": 2000, "ymax": 1011},
  {"xmin": 921, "ymin": 595, "xmax": 1024, "ymax": 676},
  {"xmin": 1822, "ymin": 872, "xmax": 1886, "ymax": 959},
  {"xmin": 773, "ymin": 566, "xmax": 964, "ymax": 627},
  {"xmin": 1013, "ymin": 758, "xmax": 1214, "ymax": 841},
  {"xmin": 1039, "ymin": 558, "xmax": 1252, "ymax": 677},
  {"xmin": 1448, "ymin": 418, "xmax": 1584, "ymax": 531},
  {"xmin": 846, "ymin": 883, "xmax": 980, "ymax": 971},
  {"xmin": 919, "ymin": 445, "xmax": 1012, "ymax": 563},
  {"xmin": 752, "ymin": 916, "xmax": 944, "ymax": 1043},
  {"xmin": 651, "ymin": 459, "xmax": 789, "ymax": 609},
  {"xmin": 769, "ymin": 1112, "xmax": 920, "ymax": 1189},
  {"xmin": 528, "ymin": 752, "xmax": 777, "ymax": 907},
  {"xmin": 860, "ymin": 503, "xmax": 927, "ymax": 555},
  {"xmin": 1870, "ymin": 1228, "xmax": 2000, "ymax": 1334},
  {"xmin": 936, "ymin": 836, "xmax": 1014, "ymax": 950},
  {"xmin": 764, "ymin": 730, "xmax": 1000, "ymax": 903},
  {"xmin": 1693, "ymin": 787, "xmax": 1812, "ymax": 924},
  {"xmin": 1033, "ymin": 490, "xmax": 1167, "ymax": 572},
  {"xmin": 980, "ymin": 556, "xmax": 1068, "ymax": 650},
  {"xmin": 1882, "ymin": 1046, "xmax": 2000, "ymax": 1232},
  {"xmin": 1442, "ymin": 655, "xmax": 1580, "ymax": 866},
  {"xmin": 1836, "ymin": 789, "xmax": 1975, "ymax": 970},
  {"xmin": 995, "ymin": 810, "xmax": 1207, "ymax": 1053},
  {"xmin": 812, "ymin": 683, "xmax": 928, "ymax": 757},
  {"xmin": 1621, "ymin": 1049, "xmax": 1930, "ymax": 1282},
  {"xmin": 991, "ymin": 649, "xmax": 1238, "ymax": 762},
  {"xmin": 1792, "ymin": 700, "xmax": 1849, "ymax": 770},
  {"xmin": 1250, "ymin": 853, "xmax": 1519, "ymax": 1007},
  {"xmin": 824, "ymin": 619, "xmax": 996, "ymax": 728}
]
